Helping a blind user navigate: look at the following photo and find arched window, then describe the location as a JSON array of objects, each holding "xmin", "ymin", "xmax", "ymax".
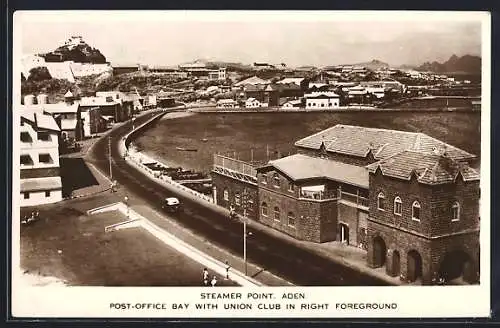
[
  {"xmin": 412, "ymin": 201, "xmax": 421, "ymax": 221},
  {"xmin": 452, "ymin": 201, "xmax": 460, "ymax": 222},
  {"xmin": 261, "ymin": 174, "xmax": 268, "ymax": 184},
  {"xmin": 274, "ymin": 206, "xmax": 280, "ymax": 221},
  {"xmin": 273, "ymin": 173, "xmax": 280, "ymax": 187},
  {"xmin": 234, "ymin": 193, "xmax": 241, "ymax": 206},
  {"xmin": 261, "ymin": 202, "xmax": 268, "ymax": 216},
  {"xmin": 394, "ymin": 196, "xmax": 402, "ymax": 216},
  {"xmin": 287, "ymin": 212, "xmax": 296, "ymax": 227},
  {"xmin": 377, "ymin": 192, "xmax": 386, "ymax": 211},
  {"xmin": 223, "ymin": 189, "xmax": 229, "ymax": 201}
]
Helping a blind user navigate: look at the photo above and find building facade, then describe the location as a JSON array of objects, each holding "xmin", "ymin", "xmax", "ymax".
[
  {"xmin": 211, "ymin": 124, "xmax": 480, "ymax": 285},
  {"xmin": 305, "ymin": 92, "xmax": 340, "ymax": 109},
  {"xmin": 19, "ymin": 108, "xmax": 63, "ymax": 207}
]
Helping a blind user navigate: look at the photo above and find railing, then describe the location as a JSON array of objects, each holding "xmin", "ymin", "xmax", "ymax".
[
  {"xmin": 340, "ymin": 191, "xmax": 369, "ymax": 208},
  {"xmin": 213, "ymin": 154, "xmax": 257, "ymax": 177},
  {"xmin": 299, "ymin": 189, "xmax": 339, "ymax": 201},
  {"xmin": 127, "ymin": 151, "xmax": 214, "ymax": 204}
]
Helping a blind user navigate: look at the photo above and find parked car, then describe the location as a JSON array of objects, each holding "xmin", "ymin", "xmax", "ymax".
[{"xmin": 162, "ymin": 197, "xmax": 181, "ymax": 213}]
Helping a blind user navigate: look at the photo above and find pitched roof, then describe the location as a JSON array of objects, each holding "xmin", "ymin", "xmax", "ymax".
[
  {"xmin": 258, "ymin": 154, "xmax": 369, "ymax": 188},
  {"xmin": 246, "ymin": 97, "xmax": 258, "ymax": 102},
  {"xmin": 366, "ymin": 150, "xmax": 479, "ymax": 185},
  {"xmin": 64, "ymin": 90, "xmax": 73, "ymax": 98},
  {"xmin": 19, "ymin": 108, "xmax": 60, "ymax": 132},
  {"xmin": 277, "ymin": 77, "xmax": 305, "ymax": 85},
  {"xmin": 235, "ymin": 76, "xmax": 270, "ymax": 87},
  {"xmin": 294, "ymin": 124, "xmax": 475, "ymax": 162}
]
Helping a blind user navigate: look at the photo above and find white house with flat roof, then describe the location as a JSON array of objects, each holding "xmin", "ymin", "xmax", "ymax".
[{"xmin": 304, "ymin": 92, "xmax": 340, "ymax": 109}]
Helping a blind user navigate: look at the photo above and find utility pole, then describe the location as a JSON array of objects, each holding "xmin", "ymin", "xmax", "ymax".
[
  {"xmin": 108, "ymin": 136, "xmax": 113, "ymax": 180},
  {"xmin": 243, "ymin": 207, "xmax": 247, "ymax": 276}
]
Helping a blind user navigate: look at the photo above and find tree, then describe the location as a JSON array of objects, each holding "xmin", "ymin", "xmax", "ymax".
[{"xmin": 28, "ymin": 67, "xmax": 52, "ymax": 82}]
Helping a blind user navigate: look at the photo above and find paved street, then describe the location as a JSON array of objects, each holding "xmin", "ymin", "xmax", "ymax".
[
  {"xmin": 21, "ymin": 197, "xmax": 237, "ymax": 287},
  {"xmin": 87, "ymin": 111, "xmax": 388, "ymax": 286}
]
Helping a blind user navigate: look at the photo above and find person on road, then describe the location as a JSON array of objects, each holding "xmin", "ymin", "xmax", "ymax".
[
  {"xmin": 225, "ymin": 261, "xmax": 230, "ymax": 280},
  {"xmin": 211, "ymin": 275, "xmax": 217, "ymax": 287},
  {"xmin": 229, "ymin": 204, "xmax": 236, "ymax": 219},
  {"xmin": 203, "ymin": 268, "xmax": 209, "ymax": 286}
]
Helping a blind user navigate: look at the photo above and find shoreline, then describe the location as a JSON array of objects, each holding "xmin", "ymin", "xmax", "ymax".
[{"xmin": 187, "ymin": 106, "xmax": 479, "ymax": 114}]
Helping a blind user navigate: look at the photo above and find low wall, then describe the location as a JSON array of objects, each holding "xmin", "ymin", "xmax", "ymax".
[{"xmin": 121, "ymin": 108, "xmax": 215, "ymax": 204}]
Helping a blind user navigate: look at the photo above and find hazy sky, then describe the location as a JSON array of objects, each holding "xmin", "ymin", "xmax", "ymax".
[{"xmin": 15, "ymin": 11, "xmax": 484, "ymax": 67}]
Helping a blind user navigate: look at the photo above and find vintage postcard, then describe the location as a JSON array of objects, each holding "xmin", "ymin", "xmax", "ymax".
[{"xmin": 11, "ymin": 10, "xmax": 491, "ymax": 318}]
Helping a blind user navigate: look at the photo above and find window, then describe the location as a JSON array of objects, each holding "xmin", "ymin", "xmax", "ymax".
[
  {"xmin": 20, "ymin": 155, "xmax": 33, "ymax": 165},
  {"xmin": 412, "ymin": 201, "xmax": 421, "ymax": 221},
  {"xmin": 223, "ymin": 189, "xmax": 229, "ymax": 201},
  {"xmin": 23, "ymin": 192, "xmax": 29, "ymax": 199},
  {"xmin": 20, "ymin": 132, "xmax": 31, "ymax": 143},
  {"xmin": 235, "ymin": 193, "xmax": 241, "ymax": 206},
  {"xmin": 452, "ymin": 201, "xmax": 460, "ymax": 222},
  {"xmin": 377, "ymin": 192, "xmax": 386, "ymax": 211},
  {"xmin": 39, "ymin": 154, "xmax": 52, "ymax": 164},
  {"xmin": 261, "ymin": 202, "xmax": 268, "ymax": 216},
  {"xmin": 274, "ymin": 206, "xmax": 280, "ymax": 221},
  {"xmin": 273, "ymin": 173, "xmax": 280, "ymax": 188},
  {"xmin": 287, "ymin": 212, "xmax": 296, "ymax": 227},
  {"xmin": 288, "ymin": 182, "xmax": 294, "ymax": 192},
  {"xmin": 37, "ymin": 132, "xmax": 50, "ymax": 141},
  {"xmin": 45, "ymin": 191, "xmax": 51, "ymax": 197},
  {"xmin": 262, "ymin": 174, "xmax": 267, "ymax": 184},
  {"xmin": 394, "ymin": 196, "xmax": 402, "ymax": 216}
]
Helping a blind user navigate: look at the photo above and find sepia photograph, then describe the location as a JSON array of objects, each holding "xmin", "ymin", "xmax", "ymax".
[{"xmin": 11, "ymin": 10, "xmax": 491, "ymax": 318}]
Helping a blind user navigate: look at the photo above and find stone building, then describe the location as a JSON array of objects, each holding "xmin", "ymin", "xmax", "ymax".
[
  {"xmin": 366, "ymin": 150, "xmax": 480, "ymax": 285},
  {"xmin": 211, "ymin": 124, "xmax": 480, "ymax": 285}
]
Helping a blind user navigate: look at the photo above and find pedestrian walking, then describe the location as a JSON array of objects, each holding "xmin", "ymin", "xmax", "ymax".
[
  {"xmin": 225, "ymin": 261, "xmax": 230, "ymax": 280},
  {"xmin": 203, "ymin": 268, "xmax": 209, "ymax": 286},
  {"xmin": 211, "ymin": 275, "xmax": 217, "ymax": 287}
]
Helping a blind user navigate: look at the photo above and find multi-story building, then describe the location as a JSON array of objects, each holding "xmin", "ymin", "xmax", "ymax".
[
  {"xmin": 211, "ymin": 124, "xmax": 480, "ymax": 285},
  {"xmin": 19, "ymin": 108, "xmax": 63, "ymax": 207}
]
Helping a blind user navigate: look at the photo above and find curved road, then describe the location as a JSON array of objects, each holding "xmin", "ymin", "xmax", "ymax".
[{"xmin": 88, "ymin": 111, "xmax": 389, "ymax": 286}]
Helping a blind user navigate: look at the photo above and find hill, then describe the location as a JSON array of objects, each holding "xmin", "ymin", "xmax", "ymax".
[
  {"xmin": 41, "ymin": 36, "xmax": 107, "ymax": 64},
  {"xmin": 351, "ymin": 59, "xmax": 390, "ymax": 70},
  {"xmin": 416, "ymin": 54, "xmax": 481, "ymax": 74}
]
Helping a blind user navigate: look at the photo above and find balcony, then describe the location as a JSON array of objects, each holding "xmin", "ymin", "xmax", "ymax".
[
  {"xmin": 340, "ymin": 191, "xmax": 369, "ymax": 209},
  {"xmin": 299, "ymin": 188, "xmax": 339, "ymax": 201},
  {"xmin": 212, "ymin": 154, "xmax": 258, "ymax": 184}
]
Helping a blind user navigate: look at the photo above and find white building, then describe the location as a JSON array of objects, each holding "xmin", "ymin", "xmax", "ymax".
[
  {"xmin": 304, "ymin": 92, "xmax": 340, "ymax": 109},
  {"xmin": 19, "ymin": 108, "xmax": 63, "ymax": 207},
  {"xmin": 281, "ymin": 99, "xmax": 302, "ymax": 109},
  {"xmin": 216, "ymin": 99, "xmax": 238, "ymax": 108},
  {"xmin": 245, "ymin": 97, "xmax": 262, "ymax": 108},
  {"xmin": 365, "ymin": 86, "xmax": 385, "ymax": 99}
]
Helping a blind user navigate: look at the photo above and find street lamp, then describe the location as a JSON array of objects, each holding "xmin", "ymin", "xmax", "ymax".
[{"xmin": 242, "ymin": 188, "xmax": 252, "ymax": 276}]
